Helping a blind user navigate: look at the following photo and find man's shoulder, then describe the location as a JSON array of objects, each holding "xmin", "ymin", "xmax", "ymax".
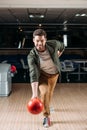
[
  {"xmin": 46, "ymin": 40, "xmax": 61, "ymax": 47},
  {"xmin": 28, "ymin": 47, "xmax": 35, "ymax": 54},
  {"xmin": 47, "ymin": 39, "xmax": 58, "ymax": 43},
  {"xmin": 46, "ymin": 40, "xmax": 61, "ymax": 45},
  {"xmin": 27, "ymin": 47, "xmax": 38, "ymax": 58}
]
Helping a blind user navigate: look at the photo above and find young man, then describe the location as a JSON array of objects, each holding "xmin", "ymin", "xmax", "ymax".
[{"xmin": 27, "ymin": 29, "xmax": 65, "ymax": 128}]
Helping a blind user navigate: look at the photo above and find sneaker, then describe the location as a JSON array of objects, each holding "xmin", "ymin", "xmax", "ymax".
[{"xmin": 43, "ymin": 117, "xmax": 51, "ymax": 128}]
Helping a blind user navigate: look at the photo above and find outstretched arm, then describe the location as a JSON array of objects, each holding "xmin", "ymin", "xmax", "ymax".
[{"xmin": 31, "ymin": 82, "xmax": 39, "ymax": 98}]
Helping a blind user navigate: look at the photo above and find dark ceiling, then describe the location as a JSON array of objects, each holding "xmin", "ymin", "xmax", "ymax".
[
  {"xmin": 0, "ymin": 8, "xmax": 87, "ymax": 48},
  {"xmin": 0, "ymin": 8, "xmax": 87, "ymax": 25},
  {"xmin": 0, "ymin": 8, "xmax": 87, "ymax": 33}
]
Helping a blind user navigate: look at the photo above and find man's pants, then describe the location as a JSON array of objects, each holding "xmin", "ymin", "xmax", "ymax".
[{"xmin": 39, "ymin": 71, "xmax": 59, "ymax": 117}]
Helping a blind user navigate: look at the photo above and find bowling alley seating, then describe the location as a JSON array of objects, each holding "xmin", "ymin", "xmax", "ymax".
[
  {"xmin": 60, "ymin": 60, "xmax": 76, "ymax": 82},
  {"xmin": 82, "ymin": 67, "xmax": 87, "ymax": 72},
  {"xmin": 82, "ymin": 62, "xmax": 87, "ymax": 71},
  {"xmin": 81, "ymin": 62, "xmax": 87, "ymax": 81},
  {"xmin": 0, "ymin": 54, "xmax": 29, "ymax": 82},
  {"xmin": 20, "ymin": 58, "xmax": 29, "ymax": 82},
  {"xmin": 60, "ymin": 53, "xmax": 83, "ymax": 61},
  {"xmin": 0, "ymin": 55, "xmax": 22, "ymax": 69}
]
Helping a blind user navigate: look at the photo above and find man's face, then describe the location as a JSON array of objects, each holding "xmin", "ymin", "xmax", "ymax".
[{"xmin": 33, "ymin": 35, "xmax": 46, "ymax": 52}]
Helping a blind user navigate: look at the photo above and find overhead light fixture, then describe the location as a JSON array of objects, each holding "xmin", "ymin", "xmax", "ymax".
[
  {"xmin": 75, "ymin": 14, "xmax": 80, "ymax": 17},
  {"xmin": 75, "ymin": 13, "xmax": 87, "ymax": 17},
  {"xmin": 29, "ymin": 14, "xmax": 44, "ymax": 18},
  {"xmin": 29, "ymin": 14, "xmax": 34, "ymax": 18},
  {"xmin": 63, "ymin": 20, "xmax": 67, "ymax": 25},
  {"xmin": 40, "ymin": 15, "xmax": 44, "ymax": 18},
  {"xmin": 39, "ymin": 24, "xmax": 42, "ymax": 27},
  {"xmin": 81, "ymin": 14, "xmax": 87, "ymax": 16}
]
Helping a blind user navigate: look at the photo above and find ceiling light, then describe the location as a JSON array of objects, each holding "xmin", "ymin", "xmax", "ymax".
[
  {"xmin": 39, "ymin": 24, "xmax": 42, "ymax": 27},
  {"xmin": 75, "ymin": 14, "xmax": 80, "ymax": 17},
  {"xmin": 75, "ymin": 13, "xmax": 87, "ymax": 17},
  {"xmin": 40, "ymin": 15, "xmax": 44, "ymax": 18},
  {"xmin": 63, "ymin": 20, "xmax": 67, "ymax": 24},
  {"xmin": 29, "ymin": 14, "xmax": 44, "ymax": 18},
  {"xmin": 81, "ymin": 14, "xmax": 87, "ymax": 16},
  {"xmin": 29, "ymin": 14, "xmax": 34, "ymax": 18}
]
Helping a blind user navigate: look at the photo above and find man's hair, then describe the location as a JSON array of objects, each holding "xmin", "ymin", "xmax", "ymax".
[{"xmin": 33, "ymin": 29, "xmax": 47, "ymax": 38}]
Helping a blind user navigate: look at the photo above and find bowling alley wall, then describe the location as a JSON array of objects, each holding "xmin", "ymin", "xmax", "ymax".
[{"xmin": 0, "ymin": 25, "xmax": 87, "ymax": 83}]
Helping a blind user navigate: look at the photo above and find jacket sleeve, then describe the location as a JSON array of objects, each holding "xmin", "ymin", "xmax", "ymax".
[
  {"xmin": 55, "ymin": 40, "xmax": 65, "ymax": 52},
  {"xmin": 27, "ymin": 53, "xmax": 39, "ymax": 83},
  {"xmin": 47, "ymin": 40, "xmax": 65, "ymax": 52}
]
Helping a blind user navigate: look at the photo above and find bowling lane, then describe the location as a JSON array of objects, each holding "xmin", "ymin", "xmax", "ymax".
[{"xmin": 0, "ymin": 83, "xmax": 87, "ymax": 130}]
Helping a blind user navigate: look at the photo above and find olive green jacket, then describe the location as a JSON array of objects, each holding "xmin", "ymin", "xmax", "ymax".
[{"xmin": 27, "ymin": 40, "xmax": 65, "ymax": 83}]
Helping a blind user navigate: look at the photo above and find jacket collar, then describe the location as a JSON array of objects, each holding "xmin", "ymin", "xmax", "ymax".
[{"xmin": 33, "ymin": 43, "xmax": 54, "ymax": 56}]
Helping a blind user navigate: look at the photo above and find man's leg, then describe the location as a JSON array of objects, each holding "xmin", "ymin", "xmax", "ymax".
[
  {"xmin": 48, "ymin": 74, "xmax": 59, "ymax": 104},
  {"xmin": 39, "ymin": 73, "xmax": 59, "ymax": 127},
  {"xmin": 39, "ymin": 82, "xmax": 50, "ymax": 117}
]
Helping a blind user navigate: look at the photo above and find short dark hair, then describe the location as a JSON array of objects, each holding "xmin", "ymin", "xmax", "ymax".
[{"xmin": 33, "ymin": 29, "xmax": 47, "ymax": 38}]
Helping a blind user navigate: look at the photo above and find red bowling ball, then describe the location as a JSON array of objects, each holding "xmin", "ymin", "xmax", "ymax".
[
  {"xmin": 27, "ymin": 98, "xmax": 44, "ymax": 114},
  {"xmin": 10, "ymin": 65, "xmax": 16, "ymax": 73}
]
